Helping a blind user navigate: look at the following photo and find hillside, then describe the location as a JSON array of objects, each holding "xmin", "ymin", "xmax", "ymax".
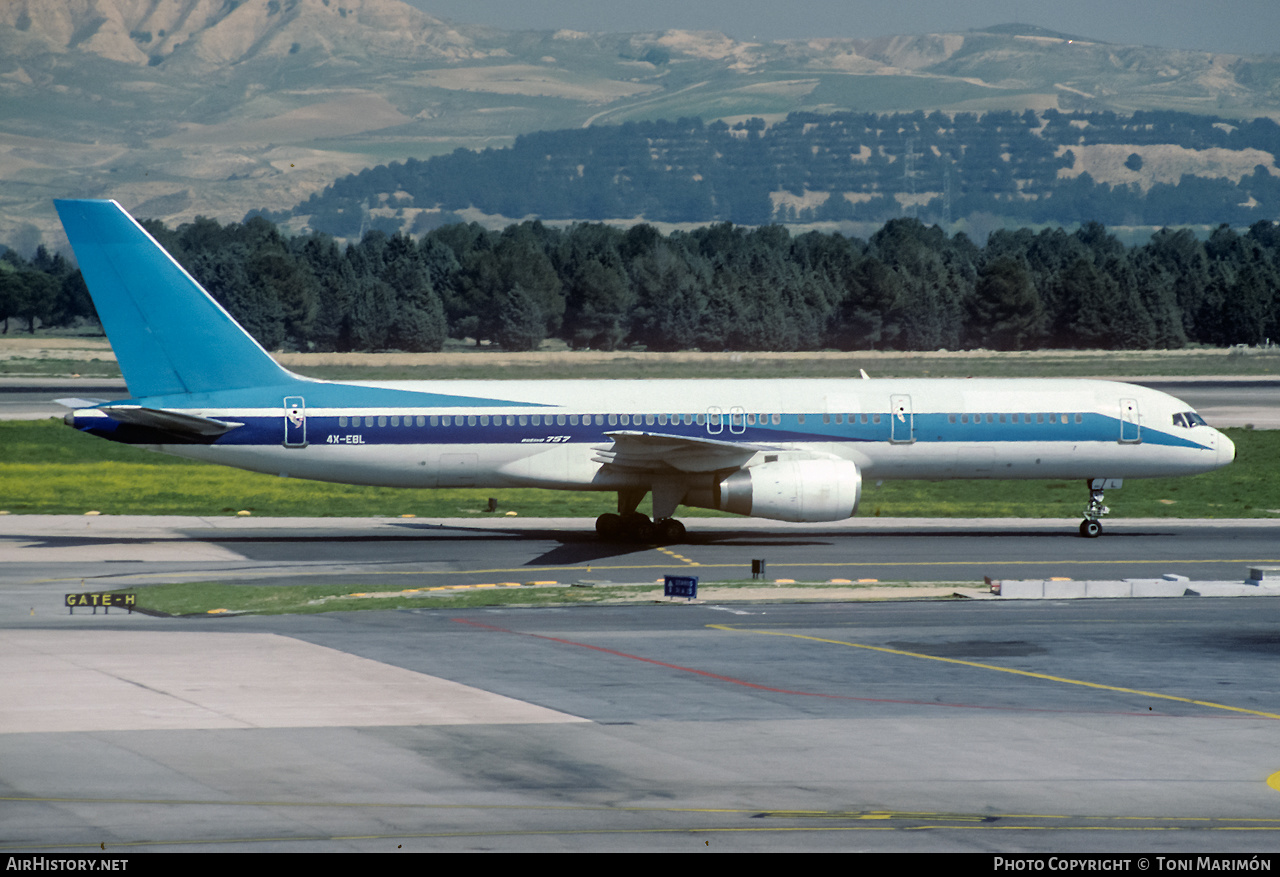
[
  {"xmin": 288, "ymin": 109, "xmax": 1280, "ymax": 235},
  {"xmin": 4, "ymin": 0, "xmax": 1280, "ymax": 250}
]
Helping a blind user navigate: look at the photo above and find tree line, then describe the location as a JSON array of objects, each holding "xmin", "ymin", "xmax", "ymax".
[{"xmin": 4, "ymin": 215, "xmax": 1279, "ymax": 352}]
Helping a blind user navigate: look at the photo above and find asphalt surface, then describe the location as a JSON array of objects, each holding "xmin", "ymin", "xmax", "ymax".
[
  {"xmin": 3, "ymin": 517, "xmax": 1278, "ymax": 607},
  {"xmin": 3, "ymin": 597, "xmax": 1280, "ymax": 852},
  {"xmin": 3, "ymin": 516, "xmax": 1280, "ymax": 852}
]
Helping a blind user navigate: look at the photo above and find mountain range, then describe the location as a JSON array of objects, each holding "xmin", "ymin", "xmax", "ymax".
[{"xmin": 3, "ymin": 0, "xmax": 1280, "ymax": 251}]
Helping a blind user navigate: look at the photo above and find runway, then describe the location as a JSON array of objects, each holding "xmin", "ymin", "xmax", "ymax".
[
  {"xmin": 3, "ymin": 516, "xmax": 1279, "ymax": 609},
  {"xmin": 3, "ymin": 516, "xmax": 1280, "ymax": 851}
]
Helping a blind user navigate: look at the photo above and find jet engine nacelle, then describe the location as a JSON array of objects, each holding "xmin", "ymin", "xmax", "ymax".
[{"xmin": 685, "ymin": 458, "xmax": 862, "ymax": 523}]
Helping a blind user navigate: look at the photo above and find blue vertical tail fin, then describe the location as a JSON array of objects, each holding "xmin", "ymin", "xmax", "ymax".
[{"xmin": 55, "ymin": 199, "xmax": 300, "ymax": 399}]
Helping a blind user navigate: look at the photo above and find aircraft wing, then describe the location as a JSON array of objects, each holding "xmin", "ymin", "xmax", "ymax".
[{"xmin": 591, "ymin": 430, "xmax": 773, "ymax": 473}]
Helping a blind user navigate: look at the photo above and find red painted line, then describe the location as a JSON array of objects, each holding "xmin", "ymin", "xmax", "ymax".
[
  {"xmin": 455, "ymin": 617, "xmax": 829, "ymax": 695},
  {"xmin": 449, "ymin": 618, "xmax": 1176, "ymax": 717}
]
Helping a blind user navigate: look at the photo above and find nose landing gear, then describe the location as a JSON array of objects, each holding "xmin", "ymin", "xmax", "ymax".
[
  {"xmin": 1080, "ymin": 480, "xmax": 1110, "ymax": 538},
  {"xmin": 1079, "ymin": 518, "xmax": 1103, "ymax": 538}
]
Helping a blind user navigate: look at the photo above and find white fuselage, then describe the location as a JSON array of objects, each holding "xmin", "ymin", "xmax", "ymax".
[{"xmin": 140, "ymin": 377, "xmax": 1233, "ymax": 495}]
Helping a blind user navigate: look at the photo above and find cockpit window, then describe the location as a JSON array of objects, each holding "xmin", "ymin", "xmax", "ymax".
[{"xmin": 1172, "ymin": 411, "xmax": 1207, "ymax": 428}]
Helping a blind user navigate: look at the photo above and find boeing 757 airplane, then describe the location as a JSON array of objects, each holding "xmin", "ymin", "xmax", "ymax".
[{"xmin": 54, "ymin": 199, "xmax": 1235, "ymax": 541}]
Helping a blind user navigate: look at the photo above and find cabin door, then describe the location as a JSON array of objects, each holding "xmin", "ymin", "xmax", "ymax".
[
  {"xmin": 706, "ymin": 406, "xmax": 724, "ymax": 435},
  {"xmin": 284, "ymin": 396, "xmax": 307, "ymax": 448},
  {"xmin": 1119, "ymin": 398, "xmax": 1141, "ymax": 443},
  {"xmin": 890, "ymin": 394, "xmax": 914, "ymax": 443}
]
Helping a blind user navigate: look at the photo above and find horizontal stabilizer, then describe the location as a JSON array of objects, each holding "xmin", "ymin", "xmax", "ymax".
[
  {"xmin": 53, "ymin": 397, "xmax": 108, "ymax": 409},
  {"xmin": 98, "ymin": 406, "xmax": 244, "ymax": 438}
]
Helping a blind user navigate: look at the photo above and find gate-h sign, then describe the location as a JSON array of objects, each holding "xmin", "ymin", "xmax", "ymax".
[
  {"xmin": 664, "ymin": 575, "xmax": 698, "ymax": 600},
  {"xmin": 65, "ymin": 592, "xmax": 136, "ymax": 614}
]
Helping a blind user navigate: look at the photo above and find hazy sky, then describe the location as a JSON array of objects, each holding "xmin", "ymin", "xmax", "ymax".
[{"xmin": 409, "ymin": 1, "xmax": 1280, "ymax": 56}]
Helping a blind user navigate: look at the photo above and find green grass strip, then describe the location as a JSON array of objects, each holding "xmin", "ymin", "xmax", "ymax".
[{"xmin": 99, "ymin": 578, "xmax": 953, "ymax": 617}]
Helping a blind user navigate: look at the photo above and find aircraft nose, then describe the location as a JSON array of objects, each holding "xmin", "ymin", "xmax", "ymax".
[{"xmin": 1217, "ymin": 431, "xmax": 1236, "ymax": 466}]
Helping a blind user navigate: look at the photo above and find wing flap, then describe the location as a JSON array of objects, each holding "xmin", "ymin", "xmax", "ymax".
[{"xmin": 592, "ymin": 430, "xmax": 770, "ymax": 473}]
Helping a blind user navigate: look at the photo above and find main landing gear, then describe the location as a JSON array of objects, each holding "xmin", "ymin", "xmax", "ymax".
[
  {"xmin": 595, "ymin": 512, "xmax": 687, "ymax": 543},
  {"xmin": 596, "ymin": 487, "xmax": 687, "ymax": 543},
  {"xmin": 1079, "ymin": 480, "xmax": 1110, "ymax": 538}
]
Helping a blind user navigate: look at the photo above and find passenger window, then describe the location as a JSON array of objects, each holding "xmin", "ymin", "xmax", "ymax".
[
  {"xmin": 608, "ymin": 414, "xmax": 617, "ymax": 426},
  {"xmin": 772, "ymin": 414, "xmax": 781, "ymax": 425}
]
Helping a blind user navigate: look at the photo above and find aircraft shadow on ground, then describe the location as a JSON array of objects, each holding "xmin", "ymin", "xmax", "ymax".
[{"xmin": 383, "ymin": 521, "xmax": 1156, "ymax": 567}]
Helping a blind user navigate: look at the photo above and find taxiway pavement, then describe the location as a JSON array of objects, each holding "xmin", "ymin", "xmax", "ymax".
[
  {"xmin": 3, "ymin": 597, "xmax": 1280, "ymax": 852},
  {"xmin": 3, "ymin": 516, "xmax": 1278, "ymax": 619},
  {"xmin": 4, "ymin": 516, "xmax": 1280, "ymax": 851}
]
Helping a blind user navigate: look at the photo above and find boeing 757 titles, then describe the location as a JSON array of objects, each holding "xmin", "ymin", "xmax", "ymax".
[{"xmin": 54, "ymin": 200, "xmax": 1235, "ymax": 541}]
